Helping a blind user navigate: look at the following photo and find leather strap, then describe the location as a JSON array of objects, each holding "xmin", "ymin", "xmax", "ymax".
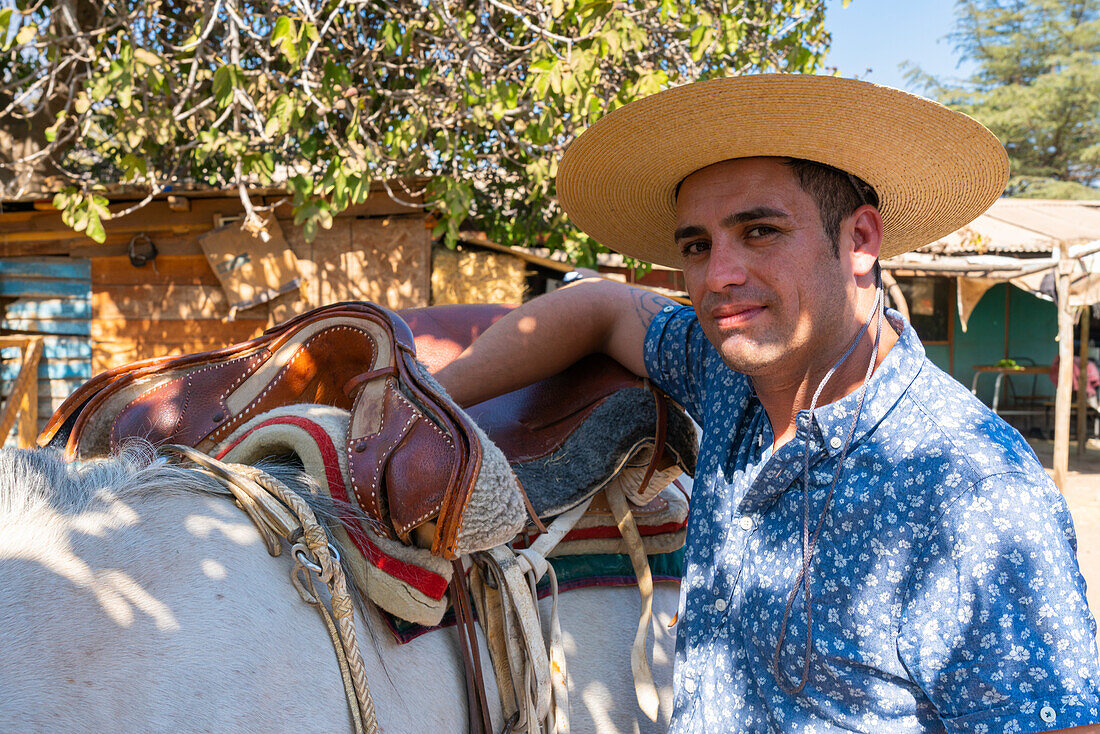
[
  {"xmin": 606, "ymin": 483, "xmax": 660, "ymax": 722},
  {"xmin": 469, "ymin": 563, "xmax": 520, "ymax": 721},
  {"xmin": 638, "ymin": 384, "xmax": 669, "ymax": 498},
  {"xmin": 517, "ymin": 478, "xmax": 548, "ymax": 534},
  {"xmin": 341, "ymin": 365, "xmax": 398, "ymax": 398},
  {"xmin": 450, "ymin": 560, "xmax": 493, "ymax": 734},
  {"xmin": 478, "ymin": 545, "xmax": 552, "ymax": 730}
]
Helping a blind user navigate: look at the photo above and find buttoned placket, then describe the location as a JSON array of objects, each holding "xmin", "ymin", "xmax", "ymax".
[
  {"xmin": 707, "ymin": 407, "xmax": 780, "ymax": 625},
  {"xmin": 714, "ymin": 412, "xmax": 832, "ymax": 634},
  {"xmin": 686, "ymin": 409, "xmax": 830, "ymax": 715},
  {"xmin": 738, "ymin": 411, "xmax": 827, "ymax": 518},
  {"xmin": 680, "ymin": 411, "xmax": 769, "ymax": 715}
]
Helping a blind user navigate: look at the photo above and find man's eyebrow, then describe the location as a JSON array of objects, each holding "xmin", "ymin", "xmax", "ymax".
[
  {"xmin": 720, "ymin": 207, "xmax": 790, "ymax": 228},
  {"xmin": 674, "ymin": 207, "xmax": 792, "ymax": 241},
  {"xmin": 673, "ymin": 224, "xmax": 707, "ymax": 241}
]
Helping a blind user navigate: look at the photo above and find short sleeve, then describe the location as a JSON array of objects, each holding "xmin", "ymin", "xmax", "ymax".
[
  {"xmin": 642, "ymin": 304, "xmax": 715, "ymax": 424},
  {"xmin": 898, "ymin": 470, "xmax": 1100, "ymax": 733}
]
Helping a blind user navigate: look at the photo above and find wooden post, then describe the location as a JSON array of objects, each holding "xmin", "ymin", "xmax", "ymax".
[
  {"xmin": 0, "ymin": 336, "xmax": 43, "ymax": 448},
  {"xmin": 1079, "ymin": 306, "xmax": 1092, "ymax": 455},
  {"xmin": 880, "ymin": 270, "xmax": 909, "ymax": 323},
  {"xmin": 1054, "ymin": 256, "xmax": 1075, "ymax": 490}
]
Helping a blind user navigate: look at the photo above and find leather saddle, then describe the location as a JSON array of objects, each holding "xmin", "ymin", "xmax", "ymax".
[
  {"xmin": 401, "ymin": 304, "xmax": 697, "ymax": 517},
  {"xmin": 40, "ymin": 301, "xmax": 696, "ymax": 556}
]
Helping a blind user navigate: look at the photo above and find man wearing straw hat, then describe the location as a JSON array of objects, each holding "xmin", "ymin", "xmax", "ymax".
[{"xmin": 437, "ymin": 75, "xmax": 1100, "ymax": 732}]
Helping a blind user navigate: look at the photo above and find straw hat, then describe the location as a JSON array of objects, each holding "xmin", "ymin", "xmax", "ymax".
[{"xmin": 556, "ymin": 74, "xmax": 1009, "ymax": 268}]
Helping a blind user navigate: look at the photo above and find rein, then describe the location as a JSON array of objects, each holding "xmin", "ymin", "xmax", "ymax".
[{"xmin": 161, "ymin": 445, "xmax": 380, "ymax": 734}]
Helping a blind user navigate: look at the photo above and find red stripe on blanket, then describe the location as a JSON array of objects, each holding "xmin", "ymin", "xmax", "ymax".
[
  {"xmin": 216, "ymin": 416, "xmax": 450, "ymax": 600},
  {"xmin": 512, "ymin": 519, "xmax": 688, "ymax": 549}
]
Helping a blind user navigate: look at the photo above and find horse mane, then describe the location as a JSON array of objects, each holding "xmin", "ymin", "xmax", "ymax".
[
  {"xmin": 0, "ymin": 443, "xmax": 370, "ymax": 611},
  {"xmin": 0, "ymin": 443, "xmax": 220, "ymax": 521}
]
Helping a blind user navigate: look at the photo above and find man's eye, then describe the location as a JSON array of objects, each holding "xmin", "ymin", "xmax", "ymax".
[
  {"xmin": 746, "ymin": 225, "xmax": 778, "ymax": 239},
  {"xmin": 680, "ymin": 240, "xmax": 709, "ymax": 256}
]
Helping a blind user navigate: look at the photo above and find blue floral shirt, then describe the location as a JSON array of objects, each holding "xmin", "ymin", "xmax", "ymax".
[{"xmin": 643, "ymin": 305, "xmax": 1100, "ymax": 733}]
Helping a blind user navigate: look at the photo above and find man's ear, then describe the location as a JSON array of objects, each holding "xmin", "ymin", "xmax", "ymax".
[{"xmin": 847, "ymin": 204, "xmax": 884, "ymax": 278}]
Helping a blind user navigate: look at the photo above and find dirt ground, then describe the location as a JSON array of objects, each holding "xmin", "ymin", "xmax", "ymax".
[{"xmin": 1028, "ymin": 439, "xmax": 1100, "ymax": 625}]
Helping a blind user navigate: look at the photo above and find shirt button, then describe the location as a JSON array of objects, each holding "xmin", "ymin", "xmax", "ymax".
[
  {"xmin": 739, "ymin": 516, "xmax": 754, "ymax": 531},
  {"xmin": 662, "ymin": 305, "xmax": 676, "ymax": 313},
  {"xmin": 829, "ymin": 436, "xmax": 843, "ymax": 449},
  {"xmin": 714, "ymin": 598, "xmax": 728, "ymax": 612},
  {"xmin": 683, "ymin": 678, "xmax": 696, "ymax": 694},
  {"xmin": 1040, "ymin": 706, "xmax": 1057, "ymax": 723}
]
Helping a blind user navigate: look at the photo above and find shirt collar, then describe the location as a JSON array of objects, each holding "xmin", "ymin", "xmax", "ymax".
[
  {"xmin": 736, "ymin": 309, "xmax": 925, "ymax": 518},
  {"xmin": 806, "ymin": 309, "xmax": 924, "ymax": 458}
]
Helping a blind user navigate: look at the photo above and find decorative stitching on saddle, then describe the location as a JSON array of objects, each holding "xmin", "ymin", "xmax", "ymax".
[
  {"xmin": 203, "ymin": 351, "xmax": 272, "ymax": 441},
  {"xmin": 209, "ymin": 325, "xmax": 379, "ymax": 442},
  {"xmin": 391, "ymin": 385, "xmax": 454, "ymax": 449},
  {"xmin": 218, "ymin": 350, "xmax": 270, "ymax": 404},
  {"xmin": 404, "ymin": 502, "xmax": 443, "ymax": 533},
  {"xmin": 350, "ymin": 379, "xmax": 417, "ymax": 523},
  {"xmin": 387, "ymin": 386, "xmax": 449, "ymax": 531},
  {"xmin": 111, "ymin": 351, "xmax": 262, "ymax": 450}
]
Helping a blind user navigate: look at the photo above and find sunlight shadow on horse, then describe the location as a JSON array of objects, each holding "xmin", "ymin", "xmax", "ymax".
[
  {"xmin": 1, "ymin": 458, "xmax": 184, "ymax": 630},
  {"xmin": 184, "ymin": 497, "xmax": 266, "ymax": 547},
  {"xmin": 0, "ymin": 447, "xmax": 260, "ymax": 633},
  {"xmin": 3, "ymin": 446, "xmax": 682, "ymax": 732}
]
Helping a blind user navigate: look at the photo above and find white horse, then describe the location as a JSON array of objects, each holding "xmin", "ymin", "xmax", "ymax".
[{"xmin": 0, "ymin": 446, "xmax": 680, "ymax": 733}]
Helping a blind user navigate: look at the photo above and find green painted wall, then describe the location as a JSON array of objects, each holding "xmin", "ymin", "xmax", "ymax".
[{"xmin": 914, "ymin": 282, "xmax": 1058, "ymax": 406}]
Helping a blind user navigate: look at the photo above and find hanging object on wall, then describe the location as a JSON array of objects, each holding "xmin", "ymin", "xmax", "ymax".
[
  {"xmin": 199, "ymin": 216, "xmax": 302, "ymax": 318},
  {"xmin": 127, "ymin": 233, "xmax": 158, "ymax": 268}
]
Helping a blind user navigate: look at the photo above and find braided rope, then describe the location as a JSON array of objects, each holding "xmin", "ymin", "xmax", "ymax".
[
  {"xmin": 238, "ymin": 465, "xmax": 380, "ymax": 733},
  {"xmin": 163, "ymin": 446, "xmax": 379, "ymax": 734}
]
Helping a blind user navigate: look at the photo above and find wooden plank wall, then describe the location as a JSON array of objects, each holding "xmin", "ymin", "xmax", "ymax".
[
  {"xmin": 90, "ymin": 254, "xmax": 268, "ymax": 372},
  {"xmin": 2, "ymin": 190, "xmax": 432, "ymax": 377},
  {"xmin": 0, "ymin": 257, "xmax": 93, "ymax": 441},
  {"xmin": 283, "ymin": 216, "xmax": 431, "ymax": 316}
]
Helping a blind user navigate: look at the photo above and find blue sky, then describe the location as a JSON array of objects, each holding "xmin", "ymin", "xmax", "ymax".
[{"xmin": 822, "ymin": 0, "xmax": 977, "ymax": 91}]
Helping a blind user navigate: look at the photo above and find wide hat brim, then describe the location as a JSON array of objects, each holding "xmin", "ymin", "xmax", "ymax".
[{"xmin": 556, "ymin": 74, "xmax": 1010, "ymax": 269}]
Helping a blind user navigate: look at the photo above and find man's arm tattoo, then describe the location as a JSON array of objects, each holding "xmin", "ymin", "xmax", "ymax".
[{"xmin": 631, "ymin": 288, "xmax": 677, "ymax": 329}]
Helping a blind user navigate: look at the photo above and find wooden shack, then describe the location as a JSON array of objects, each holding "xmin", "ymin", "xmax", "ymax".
[{"xmin": 1, "ymin": 185, "xmax": 431, "ymax": 441}]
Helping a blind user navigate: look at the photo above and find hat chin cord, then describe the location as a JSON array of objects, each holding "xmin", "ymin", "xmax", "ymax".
[{"xmin": 771, "ymin": 267, "xmax": 885, "ymax": 696}]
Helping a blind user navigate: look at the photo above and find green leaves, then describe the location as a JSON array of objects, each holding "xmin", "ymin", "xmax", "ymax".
[
  {"xmin": 270, "ymin": 15, "xmax": 317, "ymax": 67},
  {"xmin": 271, "ymin": 16, "xmax": 297, "ymax": 62},
  {"xmin": 11, "ymin": 2, "xmax": 832, "ymax": 257},
  {"xmin": 293, "ymin": 199, "xmax": 333, "ymax": 241},
  {"xmin": 44, "ymin": 111, "xmax": 64, "ymax": 142},
  {"xmin": 265, "ymin": 93, "xmax": 296, "ymax": 138},
  {"xmin": 429, "ymin": 178, "xmax": 474, "ymax": 247},
  {"xmin": 213, "ymin": 64, "xmax": 244, "ymax": 108},
  {"xmin": 53, "ymin": 187, "xmax": 110, "ymax": 244},
  {"xmin": 0, "ymin": 9, "xmax": 15, "ymax": 51}
]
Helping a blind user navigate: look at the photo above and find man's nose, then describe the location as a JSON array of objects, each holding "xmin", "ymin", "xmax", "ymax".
[{"xmin": 704, "ymin": 240, "xmax": 748, "ymax": 291}]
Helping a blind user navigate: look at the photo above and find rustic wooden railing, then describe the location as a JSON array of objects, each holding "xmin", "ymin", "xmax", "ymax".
[{"xmin": 0, "ymin": 336, "xmax": 44, "ymax": 448}]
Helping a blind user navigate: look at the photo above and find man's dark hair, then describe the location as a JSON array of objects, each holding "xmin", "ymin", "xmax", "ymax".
[{"xmin": 782, "ymin": 158, "xmax": 879, "ymax": 258}]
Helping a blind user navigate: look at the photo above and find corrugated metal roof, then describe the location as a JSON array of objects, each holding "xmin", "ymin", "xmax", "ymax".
[{"xmin": 917, "ymin": 198, "xmax": 1100, "ymax": 255}]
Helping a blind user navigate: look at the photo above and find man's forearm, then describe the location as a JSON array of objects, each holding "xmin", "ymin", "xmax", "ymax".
[{"xmin": 434, "ymin": 278, "xmax": 667, "ymax": 407}]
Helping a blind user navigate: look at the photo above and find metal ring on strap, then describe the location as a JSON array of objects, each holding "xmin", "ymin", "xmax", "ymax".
[{"xmin": 161, "ymin": 445, "xmax": 380, "ymax": 734}]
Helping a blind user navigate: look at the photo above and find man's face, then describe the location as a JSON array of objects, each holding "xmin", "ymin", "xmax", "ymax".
[{"xmin": 675, "ymin": 157, "xmax": 857, "ymax": 379}]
